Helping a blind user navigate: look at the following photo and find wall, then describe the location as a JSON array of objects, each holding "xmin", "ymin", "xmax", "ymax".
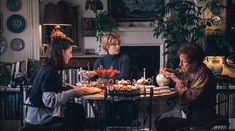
[
  {"xmin": 0, "ymin": 0, "xmax": 163, "ymax": 65},
  {"xmin": 0, "ymin": 0, "xmax": 40, "ymax": 62}
]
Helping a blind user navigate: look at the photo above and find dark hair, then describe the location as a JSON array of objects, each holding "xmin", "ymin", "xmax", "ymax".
[
  {"xmin": 44, "ymin": 37, "xmax": 73, "ymax": 69},
  {"xmin": 178, "ymin": 43, "xmax": 205, "ymax": 66}
]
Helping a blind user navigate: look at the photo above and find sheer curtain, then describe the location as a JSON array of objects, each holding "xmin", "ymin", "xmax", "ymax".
[{"xmin": 26, "ymin": 0, "xmax": 40, "ymax": 60}]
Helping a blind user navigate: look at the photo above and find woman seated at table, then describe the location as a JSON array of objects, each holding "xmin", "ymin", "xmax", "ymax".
[
  {"xmin": 85, "ymin": 32, "xmax": 130, "ymax": 80},
  {"xmin": 154, "ymin": 43, "xmax": 217, "ymax": 131},
  {"xmin": 25, "ymin": 36, "xmax": 91, "ymax": 131},
  {"xmin": 83, "ymin": 32, "xmax": 138, "ymax": 126}
]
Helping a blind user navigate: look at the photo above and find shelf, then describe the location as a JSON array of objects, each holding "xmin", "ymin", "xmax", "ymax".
[
  {"xmin": 40, "ymin": 55, "xmax": 99, "ymax": 69},
  {"xmin": 115, "ymin": 27, "xmax": 154, "ymax": 32}
]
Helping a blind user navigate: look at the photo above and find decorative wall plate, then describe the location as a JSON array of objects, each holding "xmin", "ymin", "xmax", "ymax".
[
  {"xmin": 7, "ymin": 0, "xmax": 22, "ymax": 12},
  {"xmin": 7, "ymin": 14, "xmax": 26, "ymax": 33},
  {"xmin": 10, "ymin": 38, "xmax": 24, "ymax": 51},
  {"xmin": 0, "ymin": 36, "xmax": 7, "ymax": 55}
]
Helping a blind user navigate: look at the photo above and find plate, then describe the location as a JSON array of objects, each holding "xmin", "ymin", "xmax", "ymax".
[
  {"xmin": 7, "ymin": 14, "xmax": 26, "ymax": 33},
  {"xmin": 10, "ymin": 38, "xmax": 24, "ymax": 51},
  {"xmin": 0, "ymin": 36, "xmax": 7, "ymax": 55},
  {"xmin": 7, "ymin": 0, "xmax": 22, "ymax": 12}
]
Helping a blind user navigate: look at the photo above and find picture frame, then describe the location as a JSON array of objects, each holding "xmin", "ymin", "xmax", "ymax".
[
  {"xmin": 81, "ymin": 18, "xmax": 96, "ymax": 37},
  {"xmin": 108, "ymin": 0, "xmax": 164, "ymax": 22},
  {"xmin": 0, "ymin": 14, "xmax": 2, "ymax": 33}
]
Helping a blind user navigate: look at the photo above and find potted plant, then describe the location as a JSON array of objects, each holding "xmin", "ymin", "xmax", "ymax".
[
  {"xmin": 153, "ymin": 0, "xmax": 230, "ymax": 68},
  {"xmin": 85, "ymin": 0, "xmax": 116, "ymax": 42},
  {"xmin": 94, "ymin": 10, "xmax": 116, "ymax": 42}
]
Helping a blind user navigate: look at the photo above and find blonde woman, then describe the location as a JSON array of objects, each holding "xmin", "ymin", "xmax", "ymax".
[{"xmin": 93, "ymin": 32, "xmax": 130, "ymax": 80}]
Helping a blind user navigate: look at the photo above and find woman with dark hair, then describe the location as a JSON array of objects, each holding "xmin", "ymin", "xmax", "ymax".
[
  {"xmin": 25, "ymin": 36, "xmax": 89, "ymax": 131},
  {"xmin": 154, "ymin": 43, "xmax": 217, "ymax": 131}
]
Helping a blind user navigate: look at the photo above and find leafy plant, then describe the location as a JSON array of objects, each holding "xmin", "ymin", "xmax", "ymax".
[
  {"xmin": 95, "ymin": 11, "xmax": 116, "ymax": 42},
  {"xmin": 85, "ymin": 0, "xmax": 116, "ymax": 42},
  {"xmin": 153, "ymin": 0, "xmax": 206, "ymax": 68}
]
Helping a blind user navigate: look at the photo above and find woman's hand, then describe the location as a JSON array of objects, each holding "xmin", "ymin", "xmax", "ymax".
[
  {"xmin": 72, "ymin": 87, "xmax": 92, "ymax": 97},
  {"xmin": 65, "ymin": 83, "xmax": 77, "ymax": 89},
  {"xmin": 160, "ymin": 69, "xmax": 181, "ymax": 83}
]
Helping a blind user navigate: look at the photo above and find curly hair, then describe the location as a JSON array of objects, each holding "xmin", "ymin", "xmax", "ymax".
[
  {"xmin": 101, "ymin": 32, "xmax": 121, "ymax": 52},
  {"xmin": 178, "ymin": 43, "xmax": 205, "ymax": 67}
]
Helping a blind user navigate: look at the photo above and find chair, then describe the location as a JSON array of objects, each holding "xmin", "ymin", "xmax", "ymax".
[
  {"xmin": 188, "ymin": 75, "xmax": 230, "ymax": 131},
  {"xmin": 11, "ymin": 75, "xmax": 67, "ymax": 131}
]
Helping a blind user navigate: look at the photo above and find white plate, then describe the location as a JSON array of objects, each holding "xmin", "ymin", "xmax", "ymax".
[{"xmin": 10, "ymin": 38, "xmax": 25, "ymax": 51}]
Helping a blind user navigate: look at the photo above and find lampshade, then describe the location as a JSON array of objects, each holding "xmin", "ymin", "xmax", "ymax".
[{"xmin": 43, "ymin": 1, "xmax": 73, "ymax": 25}]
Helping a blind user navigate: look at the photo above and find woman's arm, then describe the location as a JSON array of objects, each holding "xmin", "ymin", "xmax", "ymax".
[{"xmin": 42, "ymin": 90, "xmax": 75, "ymax": 108}]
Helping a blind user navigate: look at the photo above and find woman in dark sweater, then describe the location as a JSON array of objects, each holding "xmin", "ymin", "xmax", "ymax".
[
  {"xmin": 93, "ymin": 32, "xmax": 129, "ymax": 80},
  {"xmin": 25, "ymin": 36, "xmax": 90, "ymax": 131},
  {"xmin": 85, "ymin": 32, "xmax": 137, "ymax": 126}
]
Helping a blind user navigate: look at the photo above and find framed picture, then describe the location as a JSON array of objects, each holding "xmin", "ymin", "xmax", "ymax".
[
  {"xmin": 0, "ymin": 14, "xmax": 2, "ymax": 33},
  {"xmin": 108, "ymin": 0, "xmax": 164, "ymax": 22},
  {"xmin": 81, "ymin": 18, "xmax": 96, "ymax": 37}
]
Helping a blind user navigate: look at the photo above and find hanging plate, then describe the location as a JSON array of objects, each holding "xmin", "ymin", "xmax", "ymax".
[
  {"xmin": 10, "ymin": 38, "xmax": 25, "ymax": 51},
  {"xmin": 0, "ymin": 36, "xmax": 7, "ymax": 55},
  {"xmin": 6, "ymin": 0, "xmax": 22, "ymax": 12},
  {"xmin": 7, "ymin": 14, "xmax": 26, "ymax": 33}
]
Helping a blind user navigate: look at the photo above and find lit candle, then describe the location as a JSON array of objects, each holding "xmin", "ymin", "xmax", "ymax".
[{"xmin": 143, "ymin": 68, "xmax": 146, "ymax": 79}]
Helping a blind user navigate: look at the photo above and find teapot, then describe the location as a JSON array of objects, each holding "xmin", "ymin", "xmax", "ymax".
[
  {"xmin": 156, "ymin": 74, "xmax": 170, "ymax": 87},
  {"xmin": 115, "ymin": 79, "xmax": 131, "ymax": 85},
  {"xmin": 133, "ymin": 77, "xmax": 152, "ymax": 85}
]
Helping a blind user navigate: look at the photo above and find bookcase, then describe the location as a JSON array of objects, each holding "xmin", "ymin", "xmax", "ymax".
[
  {"xmin": 40, "ymin": 55, "xmax": 99, "ymax": 68},
  {"xmin": 0, "ymin": 87, "xmax": 21, "ymax": 120}
]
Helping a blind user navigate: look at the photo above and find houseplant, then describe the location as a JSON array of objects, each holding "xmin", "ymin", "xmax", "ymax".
[
  {"xmin": 85, "ymin": 0, "xmax": 116, "ymax": 42},
  {"xmin": 94, "ymin": 10, "xmax": 116, "ymax": 42},
  {"xmin": 153, "ymin": 0, "xmax": 230, "ymax": 68}
]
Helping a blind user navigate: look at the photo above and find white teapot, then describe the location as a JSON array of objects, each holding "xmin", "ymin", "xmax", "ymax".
[
  {"xmin": 133, "ymin": 77, "xmax": 152, "ymax": 85},
  {"xmin": 156, "ymin": 74, "xmax": 170, "ymax": 87}
]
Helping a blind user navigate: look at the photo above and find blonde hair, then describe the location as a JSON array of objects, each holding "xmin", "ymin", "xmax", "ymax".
[{"xmin": 101, "ymin": 32, "xmax": 121, "ymax": 52}]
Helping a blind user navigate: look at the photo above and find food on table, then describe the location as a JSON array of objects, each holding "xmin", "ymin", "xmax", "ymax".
[
  {"xmin": 145, "ymin": 86, "xmax": 172, "ymax": 95},
  {"xmin": 80, "ymin": 86, "xmax": 103, "ymax": 95},
  {"xmin": 111, "ymin": 84, "xmax": 135, "ymax": 91},
  {"xmin": 95, "ymin": 66, "xmax": 119, "ymax": 77}
]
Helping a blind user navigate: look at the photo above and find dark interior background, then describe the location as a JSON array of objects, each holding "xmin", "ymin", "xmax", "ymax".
[{"xmin": 120, "ymin": 46, "xmax": 160, "ymax": 84}]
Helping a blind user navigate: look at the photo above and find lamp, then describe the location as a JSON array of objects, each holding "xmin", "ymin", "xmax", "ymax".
[
  {"xmin": 43, "ymin": 1, "xmax": 73, "ymax": 25},
  {"xmin": 42, "ymin": 1, "xmax": 73, "ymax": 42}
]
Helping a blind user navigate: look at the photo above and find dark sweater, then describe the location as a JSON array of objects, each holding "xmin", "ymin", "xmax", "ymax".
[
  {"xmin": 93, "ymin": 54, "xmax": 130, "ymax": 80},
  {"xmin": 29, "ymin": 65, "xmax": 64, "ymax": 107}
]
